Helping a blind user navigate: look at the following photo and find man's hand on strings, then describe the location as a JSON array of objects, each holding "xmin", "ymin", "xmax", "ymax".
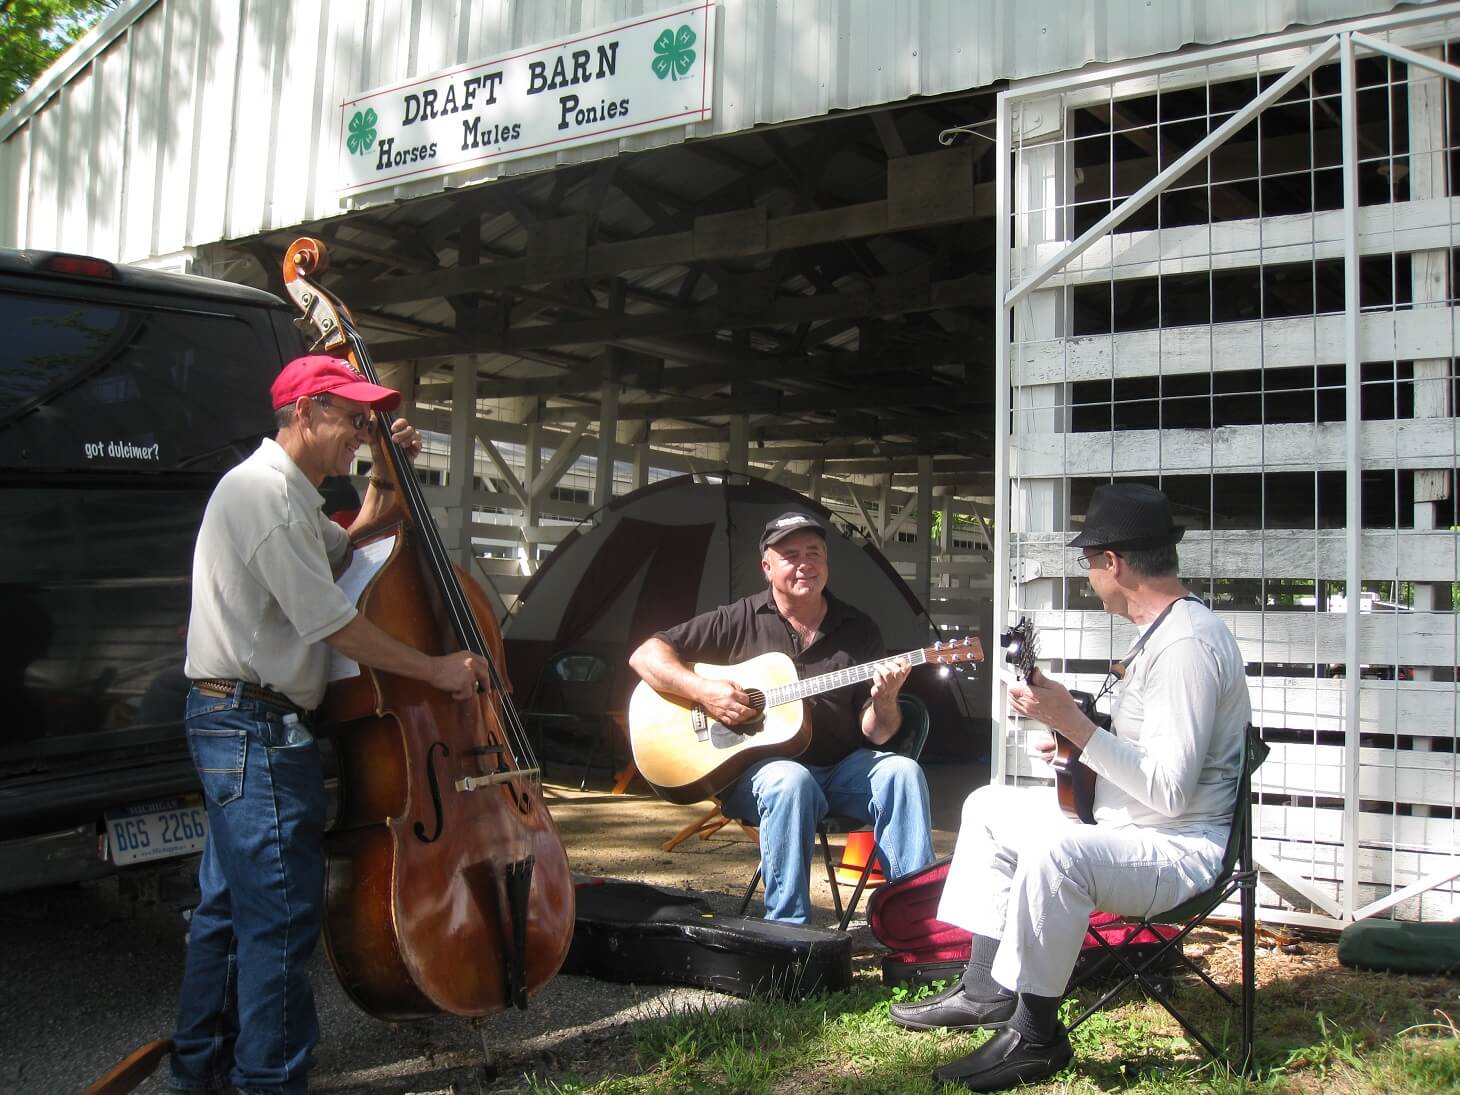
[
  {"xmin": 1009, "ymin": 670, "xmax": 1095, "ymax": 747},
  {"xmin": 869, "ymin": 657, "xmax": 911, "ymax": 707},
  {"xmin": 380, "ymin": 417, "xmax": 423, "ymax": 463},
  {"xmin": 699, "ymin": 678, "xmax": 756, "ymax": 726}
]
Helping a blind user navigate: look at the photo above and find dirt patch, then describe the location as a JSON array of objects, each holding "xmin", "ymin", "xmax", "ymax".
[
  {"xmin": 545, "ymin": 773, "xmax": 1458, "ymax": 1042},
  {"xmin": 546, "ymin": 769, "xmax": 967, "ymax": 921}
]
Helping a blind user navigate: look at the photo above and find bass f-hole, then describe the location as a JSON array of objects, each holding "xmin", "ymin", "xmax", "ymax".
[{"xmin": 413, "ymin": 741, "xmax": 449, "ymax": 844}]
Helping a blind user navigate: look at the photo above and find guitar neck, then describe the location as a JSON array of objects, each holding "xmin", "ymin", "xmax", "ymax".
[{"xmin": 761, "ymin": 649, "xmax": 929, "ymax": 708}]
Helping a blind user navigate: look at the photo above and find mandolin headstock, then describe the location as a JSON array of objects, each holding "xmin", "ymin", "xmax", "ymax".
[{"xmin": 999, "ymin": 617, "xmax": 1039, "ymax": 682}]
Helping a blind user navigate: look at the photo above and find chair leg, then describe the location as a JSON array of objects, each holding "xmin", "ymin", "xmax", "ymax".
[
  {"xmin": 739, "ymin": 865, "xmax": 762, "ymax": 916},
  {"xmin": 818, "ymin": 830, "xmax": 845, "ymax": 926},
  {"xmin": 838, "ymin": 855, "xmax": 878, "ymax": 932},
  {"xmin": 661, "ymin": 805, "xmax": 731, "ymax": 852},
  {"xmin": 1240, "ymin": 867, "xmax": 1257, "ymax": 1074},
  {"xmin": 578, "ymin": 731, "xmax": 598, "ymax": 791}
]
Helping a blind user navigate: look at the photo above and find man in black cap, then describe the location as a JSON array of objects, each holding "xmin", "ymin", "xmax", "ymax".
[
  {"xmin": 889, "ymin": 483, "xmax": 1250, "ymax": 1091},
  {"xmin": 629, "ymin": 510, "xmax": 934, "ymax": 923}
]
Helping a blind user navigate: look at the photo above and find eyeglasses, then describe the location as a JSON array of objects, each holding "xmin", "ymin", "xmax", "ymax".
[
  {"xmin": 1076, "ymin": 551, "xmax": 1119, "ymax": 571},
  {"xmin": 314, "ymin": 394, "xmax": 372, "ymax": 431}
]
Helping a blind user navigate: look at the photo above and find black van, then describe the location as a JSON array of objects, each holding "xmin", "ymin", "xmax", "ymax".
[{"xmin": 0, "ymin": 249, "xmax": 303, "ymax": 893}]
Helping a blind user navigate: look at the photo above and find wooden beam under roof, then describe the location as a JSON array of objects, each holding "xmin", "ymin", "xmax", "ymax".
[
  {"xmin": 743, "ymin": 437, "xmax": 986, "ymax": 461},
  {"xmin": 472, "ymin": 337, "xmax": 977, "ymax": 398},
  {"xmin": 346, "ymin": 146, "xmax": 980, "ymax": 309},
  {"xmin": 650, "ymin": 409, "xmax": 989, "ymax": 445},
  {"xmin": 372, "ymin": 271, "xmax": 986, "ymax": 360},
  {"xmin": 536, "ymin": 380, "xmax": 964, "ymax": 423}
]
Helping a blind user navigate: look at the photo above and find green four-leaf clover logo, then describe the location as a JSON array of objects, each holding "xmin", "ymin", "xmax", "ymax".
[
  {"xmin": 347, "ymin": 108, "xmax": 378, "ymax": 155},
  {"xmin": 651, "ymin": 25, "xmax": 696, "ymax": 81}
]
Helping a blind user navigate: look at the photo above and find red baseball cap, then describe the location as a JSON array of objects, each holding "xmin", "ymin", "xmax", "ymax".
[{"xmin": 270, "ymin": 354, "xmax": 402, "ymax": 412}]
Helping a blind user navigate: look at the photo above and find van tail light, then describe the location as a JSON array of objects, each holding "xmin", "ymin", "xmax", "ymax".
[{"xmin": 40, "ymin": 253, "xmax": 117, "ymax": 279}]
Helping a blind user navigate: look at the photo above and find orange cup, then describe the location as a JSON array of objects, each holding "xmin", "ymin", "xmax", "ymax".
[{"xmin": 834, "ymin": 829, "xmax": 886, "ymax": 886}]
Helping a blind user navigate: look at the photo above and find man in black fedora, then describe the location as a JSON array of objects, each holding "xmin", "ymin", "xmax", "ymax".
[
  {"xmin": 888, "ymin": 483, "xmax": 1251, "ymax": 1091},
  {"xmin": 629, "ymin": 510, "xmax": 933, "ymax": 924}
]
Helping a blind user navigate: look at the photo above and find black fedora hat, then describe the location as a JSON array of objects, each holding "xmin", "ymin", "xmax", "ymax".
[
  {"xmin": 760, "ymin": 511, "xmax": 826, "ymax": 551},
  {"xmin": 1068, "ymin": 483, "xmax": 1185, "ymax": 551}
]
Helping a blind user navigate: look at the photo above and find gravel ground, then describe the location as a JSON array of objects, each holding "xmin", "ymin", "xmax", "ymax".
[{"xmin": 0, "ymin": 775, "xmax": 972, "ymax": 1094}]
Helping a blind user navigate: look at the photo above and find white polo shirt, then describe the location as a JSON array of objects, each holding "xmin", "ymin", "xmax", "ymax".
[{"xmin": 184, "ymin": 437, "xmax": 356, "ymax": 710}]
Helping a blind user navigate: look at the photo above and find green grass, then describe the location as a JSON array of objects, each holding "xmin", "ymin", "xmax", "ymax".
[{"xmin": 522, "ymin": 964, "xmax": 1460, "ymax": 1095}]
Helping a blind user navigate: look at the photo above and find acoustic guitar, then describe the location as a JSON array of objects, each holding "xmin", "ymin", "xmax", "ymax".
[
  {"xmin": 629, "ymin": 637, "xmax": 983, "ymax": 805},
  {"xmin": 1001, "ymin": 617, "xmax": 1098, "ymax": 824}
]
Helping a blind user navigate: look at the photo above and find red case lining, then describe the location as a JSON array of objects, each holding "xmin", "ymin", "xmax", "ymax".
[{"xmin": 869, "ymin": 856, "xmax": 1178, "ymax": 973}]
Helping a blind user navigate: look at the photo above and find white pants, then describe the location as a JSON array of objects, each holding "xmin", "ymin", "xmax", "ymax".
[{"xmin": 935, "ymin": 784, "xmax": 1226, "ymax": 998}]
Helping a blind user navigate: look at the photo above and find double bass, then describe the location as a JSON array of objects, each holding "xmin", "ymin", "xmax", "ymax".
[{"xmin": 283, "ymin": 237, "xmax": 574, "ymax": 1020}]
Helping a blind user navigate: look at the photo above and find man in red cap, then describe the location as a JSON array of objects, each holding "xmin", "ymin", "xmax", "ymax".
[{"xmin": 170, "ymin": 355, "xmax": 493, "ymax": 1095}]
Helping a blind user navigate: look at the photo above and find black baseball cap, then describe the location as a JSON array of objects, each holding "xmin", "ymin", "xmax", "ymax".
[{"xmin": 759, "ymin": 512, "xmax": 827, "ymax": 552}]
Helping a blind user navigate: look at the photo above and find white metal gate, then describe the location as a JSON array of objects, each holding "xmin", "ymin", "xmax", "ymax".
[{"xmin": 995, "ymin": 3, "xmax": 1460, "ymax": 929}]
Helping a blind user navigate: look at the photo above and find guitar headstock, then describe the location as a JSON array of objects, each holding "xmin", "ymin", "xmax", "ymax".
[
  {"xmin": 922, "ymin": 636, "xmax": 984, "ymax": 675},
  {"xmin": 1000, "ymin": 617, "xmax": 1039, "ymax": 681}
]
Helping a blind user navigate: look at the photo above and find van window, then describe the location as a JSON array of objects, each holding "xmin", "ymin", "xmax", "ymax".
[
  {"xmin": 0, "ymin": 292, "xmax": 274, "ymax": 473},
  {"xmin": 1, "ymin": 287, "xmax": 285, "ymax": 747}
]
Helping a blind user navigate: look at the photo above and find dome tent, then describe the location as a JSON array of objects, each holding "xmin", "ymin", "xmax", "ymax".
[{"xmin": 501, "ymin": 473, "xmax": 975, "ymax": 769}]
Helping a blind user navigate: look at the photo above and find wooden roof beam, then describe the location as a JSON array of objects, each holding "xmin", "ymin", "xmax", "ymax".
[{"xmin": 351, "ymin": 145, "xmax": 980, "ymax": 309}]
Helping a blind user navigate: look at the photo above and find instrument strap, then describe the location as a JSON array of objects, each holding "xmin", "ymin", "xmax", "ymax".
[{"xmin": 1093, "ymin": 593, "xmax": 1203, "ymax": 706}]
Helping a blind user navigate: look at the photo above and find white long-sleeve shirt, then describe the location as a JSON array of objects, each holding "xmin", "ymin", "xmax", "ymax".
[{"xmin": 1080, "ymin": 597, "xmax": 1251, "ymax": 836}]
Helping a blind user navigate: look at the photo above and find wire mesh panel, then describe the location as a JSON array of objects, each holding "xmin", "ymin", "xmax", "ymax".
[{"xmin": 995, "ymin": 7, "xmax": 1460, "ymax": 929}]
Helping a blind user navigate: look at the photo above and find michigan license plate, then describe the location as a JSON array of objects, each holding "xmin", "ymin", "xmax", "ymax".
[{"xmin": 104, "ymin": 795, "xmax": 208, "ymax": 866}]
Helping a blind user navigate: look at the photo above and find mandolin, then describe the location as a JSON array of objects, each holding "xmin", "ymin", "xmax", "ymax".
[
  {"xmin": 629, "ymin": 637, "xmax": 982, "ymax": 805},
  {"xmin": 1001, "ymin": 617, "xmax": 1098, "ymax": 824}
]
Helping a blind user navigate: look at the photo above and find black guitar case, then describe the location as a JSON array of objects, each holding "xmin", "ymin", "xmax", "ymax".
[{"xmin": 562, "ymin": 879, "xmax": 852, "ymax": 999}]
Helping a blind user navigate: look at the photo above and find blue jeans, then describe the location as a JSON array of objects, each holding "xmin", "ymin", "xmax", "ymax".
[
  {"xmin": 170, "ymin": 685, "xmax": 325, "ymax": 1095},
  {"xmin": 720, "ymin": 748, "xmax": 933, "ymax": 924}
]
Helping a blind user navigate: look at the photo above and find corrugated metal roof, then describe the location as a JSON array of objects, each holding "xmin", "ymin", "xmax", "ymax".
[{"xmin": 0, "ymin": 0, "xmax": 1430, "ymax": 261}]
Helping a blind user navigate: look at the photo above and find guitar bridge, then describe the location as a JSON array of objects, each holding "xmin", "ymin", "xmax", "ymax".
[{"xmin": 690, "ymin": 704, "xmax": 709, "ymax": 741}]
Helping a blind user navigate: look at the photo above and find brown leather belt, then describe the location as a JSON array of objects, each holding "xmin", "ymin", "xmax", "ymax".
[{"xmin": 192, "ymin": 678, "xmax": 307, "ymax": 716}]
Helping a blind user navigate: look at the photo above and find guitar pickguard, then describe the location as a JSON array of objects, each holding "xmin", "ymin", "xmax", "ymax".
[{"xmin": 691, "ymin": 704, "xmax": 764, "ymax": 748}]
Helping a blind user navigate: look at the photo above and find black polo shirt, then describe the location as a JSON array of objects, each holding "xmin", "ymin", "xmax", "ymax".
[{"xmin": 654, "ymin": 587, "xmax": 886, "ymax": 767}]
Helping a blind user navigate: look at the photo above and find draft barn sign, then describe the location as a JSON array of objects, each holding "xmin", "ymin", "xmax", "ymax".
[{"xmin": 338, "ymin": 2, "xmax": 715, "ymax": 197}]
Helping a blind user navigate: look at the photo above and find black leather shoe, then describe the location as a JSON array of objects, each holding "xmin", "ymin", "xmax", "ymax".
[
  {"xmin": 888, "ymin": 984, "xmax": 1016, "ymax": 1031},
  {"xmin": 932, "ymin": 1025, "xmax": 1073, "ymax": 1091}
]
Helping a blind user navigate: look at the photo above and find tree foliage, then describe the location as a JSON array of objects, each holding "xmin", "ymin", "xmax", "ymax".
[{"xmin": 1, "ymin": 0, "xmax": 118, "ymax": 113}]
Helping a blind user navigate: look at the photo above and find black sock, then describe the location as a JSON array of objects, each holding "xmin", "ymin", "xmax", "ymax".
[
  {"xmin": 958, "ymin": 935, "xmax": 1012, "ymax": 1001},
  {"xmin": 1009, "ymin": 992, "xmax": 1061, "ymax": 1042}
]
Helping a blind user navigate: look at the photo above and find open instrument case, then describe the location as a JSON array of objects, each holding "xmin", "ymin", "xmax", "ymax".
[{"xmin": 562, "ymin": 879, "xmax": 851, "ymax": 999}]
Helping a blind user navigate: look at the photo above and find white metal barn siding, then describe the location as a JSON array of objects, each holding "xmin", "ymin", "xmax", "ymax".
[
  {"xmin": 0, "ymin": 0, "xmax": 1416, "ymax": 264},
  {"xmin": 995, "ymin": 3, "xmax": 1460, "ymax": 929}
]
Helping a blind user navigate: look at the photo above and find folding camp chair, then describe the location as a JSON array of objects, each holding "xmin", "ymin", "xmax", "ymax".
[
  {"xmin": 520, "ymin": 651, "xmax": 618, "ymax": 789},
  {"xmin": 1061, "ymin": 724, "xmax": 1269, "ymax": 1072},
  {"xmin": 737, "ymin": 693, "xmax": 931, "ymax": 931}
]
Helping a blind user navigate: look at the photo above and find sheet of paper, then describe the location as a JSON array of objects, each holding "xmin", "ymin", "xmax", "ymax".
[{"xmin": 327, "ymin": 535, "xmax": 397, "ymax": 682}]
